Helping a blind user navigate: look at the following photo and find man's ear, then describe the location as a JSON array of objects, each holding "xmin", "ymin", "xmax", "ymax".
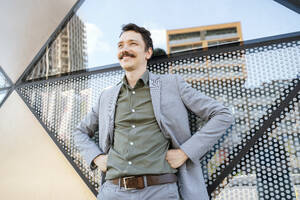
[{"xmin": 146, "ymin": 47, "xmax": 153, "ymax": 60}]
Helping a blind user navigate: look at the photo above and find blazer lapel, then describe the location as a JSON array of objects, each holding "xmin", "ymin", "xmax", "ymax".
[
  {"xmin": 107, "ymin": 83, "xmax": 122, "ymax": 145},
  {"xmin": 149, "ymin": 72, "xmax": 181, "ymax": 145},
  {"xmin": 149, "ymin": 72, "xmax": 163, "ymax": 131}
]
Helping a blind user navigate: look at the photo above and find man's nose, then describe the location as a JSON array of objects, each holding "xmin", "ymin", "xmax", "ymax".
[
  {"xmin": 122, "ymin": 44, "xmax": 130, "ymax": 51},
  {"xmin": 119, "ymin": 47, "xmax": 131, "ymax": 56}
]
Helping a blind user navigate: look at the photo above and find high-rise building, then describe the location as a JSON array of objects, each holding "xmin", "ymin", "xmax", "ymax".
[
  {"xmin": 28, "ymin": 14, "xmax": 87, "ymax": 80},
  {"xmin": 167, "ymin": 22, "xmax": 245, "ymax": 82},
  {"xmin": 167, "ymin": 22, "xmax": 243, "ymax": 54}
]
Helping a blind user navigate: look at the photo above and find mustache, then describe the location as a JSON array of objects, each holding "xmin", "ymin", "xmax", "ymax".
[{"xmin": 119, "ymin": 51, "xmax": 136, "ymax": 60}]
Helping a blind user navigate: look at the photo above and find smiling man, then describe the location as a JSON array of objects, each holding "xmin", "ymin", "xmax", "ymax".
[{"xmin": 73, "ymin": 23, "xmax": 234, "ymax": 200}]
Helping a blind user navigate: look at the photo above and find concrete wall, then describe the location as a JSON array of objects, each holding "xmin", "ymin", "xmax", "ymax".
[{"xmin": 0, "ymin": 1, "xmax": 96, "ymax": 199}]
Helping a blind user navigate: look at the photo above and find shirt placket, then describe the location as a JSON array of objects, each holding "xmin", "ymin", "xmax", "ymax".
[{"xmin": 127, "ymin": 85, "xmax": 136, "ymax": 167}]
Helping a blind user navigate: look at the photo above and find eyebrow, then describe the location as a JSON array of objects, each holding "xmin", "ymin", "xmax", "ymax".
[{"xmin": 118, "ymin": 39, "xmax": 139, "ymax": 45}]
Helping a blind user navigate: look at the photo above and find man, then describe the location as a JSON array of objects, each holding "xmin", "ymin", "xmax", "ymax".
[{"xmin": 73, "ymin": 23, "xmax": 233, "ymax": 200}]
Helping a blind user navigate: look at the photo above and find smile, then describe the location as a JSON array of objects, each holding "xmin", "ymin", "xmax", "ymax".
[{"xmin": 122, "ymin": 56, "xmax": 134, "ymax": 60}]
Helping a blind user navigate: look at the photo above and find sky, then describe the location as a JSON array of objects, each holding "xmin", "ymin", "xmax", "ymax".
[{"xmin": 76, "ymin": 0, "xmax": 300, "ymax": 68}]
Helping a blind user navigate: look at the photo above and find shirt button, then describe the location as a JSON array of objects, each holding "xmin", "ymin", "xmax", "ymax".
[
  {"xmin": 131, "ymin": 125, "xmax": 136, "ymax": 128},
  {"xmin": 130, "ymin": 142, "xmax": 134, "ymax": 146},
  {"xmin": 131, "ymin": 109, "xmax": 135, "ymax": 113},
  {"xmin": 132, "ymin": 91, "xmax": 136, "ymax": 94},
  {"xmin": 128, "ymin": 161, "xmax": 132, "ymax": 165}
]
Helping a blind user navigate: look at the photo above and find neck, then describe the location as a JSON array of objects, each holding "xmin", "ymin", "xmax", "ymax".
[{"xmin": 125, "ymin": 66, "xmax": 147, "ymax": 88}]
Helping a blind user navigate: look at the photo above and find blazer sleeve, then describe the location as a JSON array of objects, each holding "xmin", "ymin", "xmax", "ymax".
[
  {"xmin": 72, "ymin": 92, "xmax": 104, "ymax": 170},
  {"xmin": 176, "ymin": 75, "xmax": 234, "ymax": 164}
]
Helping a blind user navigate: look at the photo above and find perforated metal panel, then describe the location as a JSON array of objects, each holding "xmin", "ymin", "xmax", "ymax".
[
  {"xmin": 147, "ymin": 41, "xmax": 300, "ymax": 199},
  {"xmin": 18, "ymin": 70, "xmax": 124, "ymax": 189},
  {"xmin": 16, "ymin": 35, "xmax": 300, "ymax": 199}
]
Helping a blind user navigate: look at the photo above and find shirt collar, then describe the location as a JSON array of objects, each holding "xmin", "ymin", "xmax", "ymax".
[{"xmin": 122, "ymin": 70, "xmax": 149, "ymax": 88}]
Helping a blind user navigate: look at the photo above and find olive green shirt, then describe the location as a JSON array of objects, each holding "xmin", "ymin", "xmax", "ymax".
[{"xmin": 105, "ymin": 70, "xmax": 177, "ymax": 180}]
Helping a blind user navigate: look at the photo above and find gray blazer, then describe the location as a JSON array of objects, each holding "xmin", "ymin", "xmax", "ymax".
[{"xmin": 73, "ymin": 72, "xmax": 234, "ymax": 200}]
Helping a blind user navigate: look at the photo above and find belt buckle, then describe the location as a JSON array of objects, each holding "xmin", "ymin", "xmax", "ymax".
[{"xmin": 123, "ymin": 176, "xmax": 136, "ymax": 190}]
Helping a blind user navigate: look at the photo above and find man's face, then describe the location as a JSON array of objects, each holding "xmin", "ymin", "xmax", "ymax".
[{"xmin": 117, "ymin": 31, "xmax": 152, "ymax": 72}]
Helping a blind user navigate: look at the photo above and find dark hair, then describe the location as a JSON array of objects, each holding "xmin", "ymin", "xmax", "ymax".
[
  {"xmin": 153, "ymin": 48, "xmax": 167, "ymax": 57},
  {"xmin": 120, "ymin": 23, "xmax": 153, "ymax": 51}
]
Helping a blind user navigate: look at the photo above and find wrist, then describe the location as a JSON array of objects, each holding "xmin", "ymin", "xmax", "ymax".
[
  {"xmin": 179, "ymin": 149, "xmax": 188, "ymax": 161},
  {"xmin": 93, "ymin": 154, "xmax": 106, "ymax": 165}
]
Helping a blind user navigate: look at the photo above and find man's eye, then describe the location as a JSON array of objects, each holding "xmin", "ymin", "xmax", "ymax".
[{"xmin": 118, "ymin": 44, "xmax": 123, "ymax": 48}]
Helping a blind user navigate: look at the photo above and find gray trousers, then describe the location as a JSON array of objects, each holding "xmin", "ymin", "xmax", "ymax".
[{"xmin": 97, "ymin": 180, "xmax": 180, "ymax": 200}]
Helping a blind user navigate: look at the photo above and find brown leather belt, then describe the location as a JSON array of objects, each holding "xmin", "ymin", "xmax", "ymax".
[{"xmin": 110, "ymin": 173, "xmax": 177, "ymax": 190}]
